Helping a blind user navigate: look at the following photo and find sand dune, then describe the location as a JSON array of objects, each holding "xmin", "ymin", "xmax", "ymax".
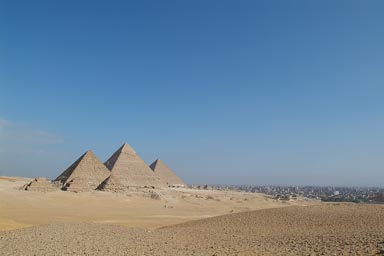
[
  {"xmin": 1, "ymin": 177, "xmax": 383, "ymax": 255},
  {"xmin": 1, "ymin": 204, "xmax": 383, "ymax": 255}
]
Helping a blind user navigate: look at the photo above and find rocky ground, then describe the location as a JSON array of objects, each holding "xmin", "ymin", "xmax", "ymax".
[{"xmin": 1, "ymin": 204, "xmax": 383, "ymax": 256}]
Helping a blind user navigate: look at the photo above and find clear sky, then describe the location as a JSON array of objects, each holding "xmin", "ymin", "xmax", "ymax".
[{"xmin": 1, "ymin": 0, "xmax": 384, "ymax": 186}]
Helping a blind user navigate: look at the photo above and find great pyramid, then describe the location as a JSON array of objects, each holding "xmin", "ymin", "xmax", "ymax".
[
  {"xmin": 98, "ymin": 143, "xmax": 164, "ymax": 191},
  {"xmin": 54, "ymin": 150, "xmax": 111, "ymax": 192},
  {"xmin": 149, "ymin": 159, "xmax": 185, "ymax": 187}
]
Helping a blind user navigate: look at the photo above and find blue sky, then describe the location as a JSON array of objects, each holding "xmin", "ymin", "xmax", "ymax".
[{"xmin": 1, "ymin": 0, "xmax": 384, "ymax": 186}]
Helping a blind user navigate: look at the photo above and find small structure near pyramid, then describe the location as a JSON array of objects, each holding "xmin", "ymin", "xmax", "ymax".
[
  {"xmin": 54, "ymin": 150, "xmax": 110, "ymax": 192},
  {"xmin": 21, "ymin": 177, "xmax": 60, "ymax": 192},
  {"xmin": 149, "ymin": 159, "xmax": 185, "ymax": 187},
  {"xmin": 98, "ymin": 143, "xmax": 164, "ymax": 191}
]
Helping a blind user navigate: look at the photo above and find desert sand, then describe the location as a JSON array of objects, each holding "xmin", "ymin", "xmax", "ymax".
[
  {"xmin": 1, "ymin": 176, "xmax": 383, "ymax": 255},
  {"xmin": 0, "ymin": 176, "xmax": 312, "ymax": 230}
]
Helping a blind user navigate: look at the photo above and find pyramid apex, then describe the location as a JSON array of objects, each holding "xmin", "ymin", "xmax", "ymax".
[
  {"xmin": 82, "ymin": 150, "xmax": 96, "ymax": 158},
  {"xmin": 149, "ymin": 158, "xmax": 165, "ymax": 171},
  {"xmin": 119, "ymin": 143, "xmax": 136, "ymax": 155},
  {"xmin": 155, "ymin": 159, "xmax": 165, "ymax": 165},
  {"xmin": 149, "ymin": 158, "xmax": 185, "ymax": 186},
  {"xmin": 155, "ymin": 158, "xmax": 166, "ymax": 164}
]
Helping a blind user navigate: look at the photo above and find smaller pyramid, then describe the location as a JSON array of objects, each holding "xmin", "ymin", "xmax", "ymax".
[
  {"xmin": 21, "ymin": 177, "xmax": 60, "ymax": 192},
  {"xmin": 149, "ymin": 159, "xmax": 185, "ymax": 187},
  {"xmin": 54, "ymin": 150, "xmax": 111, "ymax": 192}
]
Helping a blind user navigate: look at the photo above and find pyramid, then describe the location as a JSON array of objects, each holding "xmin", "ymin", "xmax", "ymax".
[
  {"xmin": 54, "ymin": 150, "xmax": 111, "ymax": 192},
  {"xmin": 98, "ymin": 143, "xmax": 164, "ymax": 191},
  {"xmin": 149, "ymin": 159, "xmax": 185, "ymax": 187}
]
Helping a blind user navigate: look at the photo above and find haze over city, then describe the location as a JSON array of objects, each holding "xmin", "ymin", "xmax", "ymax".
[{"xmin": 1, "ymin": 0, "xmax": 384, "ymax": 186}]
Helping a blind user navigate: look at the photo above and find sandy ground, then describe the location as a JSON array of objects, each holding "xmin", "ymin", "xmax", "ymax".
[
  {"xmin": 1, "ymin": 205, "xmax": 383, "ymax": 255},
  {"xmin": 0, "ymin": 176, "xmax": 315, "ymax": 230},
  {"xmin": 1, "ymin": 176, "xmax": 383, "ymax": 255}
]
